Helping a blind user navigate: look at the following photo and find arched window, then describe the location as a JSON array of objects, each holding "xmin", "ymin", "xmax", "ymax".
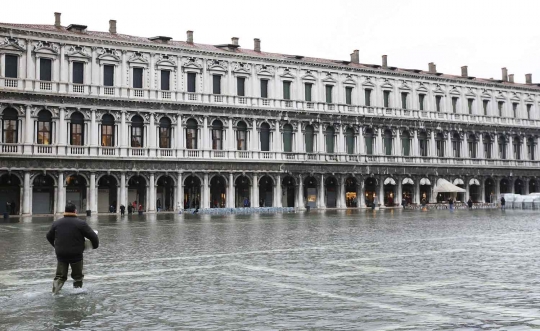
[
  {"xmin": 37, "ymin": 109, "xmax": 52, "ymax": 145},
  {"xmin": 401, "ymin": 131, "xmax": 411, "ymax": 156},
  {"xmin": 236, "ymin": 121, "xmax": 247, "ymax": 151},
  {"xmin": 483, "ymin": 134, "xmax": 492, "ymax": 159},
  {"xmin": 2, "ymin": 108, "xmax": 18, "ymax": 144},
  {"xmin": 211, "ymin": 120, "xmax": 223, "ymax": 150},
  {"xmin": 499, "ymin": 135, "xmax": 507, "ymax": 159},
  {"xmin": 345, "ymin": 128, "xmax": 355, "ymax": 154},
  {"xmin": 513, "ymin": 135, "xmax": 521, "ymax": 160},
  {"xmin": 131, "ymin": 115, "xmax": 144, "ymax": 148},
  {"xmin": 283, "ymin": 124, "xmax": 293, "ymax": 153},
  {"xmin": 305, "ymin": 125, "xmax": 314, "ymax": 153},
  {"xmin": 384, "ymin": 129, "xmax": 393, "ymax": 155},
  {"xmin": 365, "ymin": 128, "xmax": 374, "ymax": 155},
  {"xmin": 70, "ymin": 112, "xmax": 84, "ymax": 146},
  {"xmin": 159, "ymin": 117, "xmax": 171, "ymax": 148},
  {"xmin": 436, "ymin": 132, "xmax": 445, "ymax": 157},
  {"xmin": 452, "ymin": 132, "xmax": 461, "ymax": 158},
  {"xmin": 186, "ymin": 118, "xmax": 198, "ymax": 149},
  {"xmin": 468, "ymin": 134, "xmax": 477, "ymax": 158},
  {"xmin": 325, "ymin": 126, "xmax": 335, "ymax": 153},
  {"xmin": 260, "ymin": 122, "xmax": 270, "ymax": 152},
  {"xmin": 418, "ymin": 131, "xmax": 428, "ymax": 157},
  {"xmin": 101, "ymin": 114, "xmax": 115, "ymax": 147},
  {"xmin": 527, "ymin": 137, "xmax": 536, "ymax": 161}
]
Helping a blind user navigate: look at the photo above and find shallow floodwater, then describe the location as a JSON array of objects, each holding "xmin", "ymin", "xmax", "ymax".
[{"xmin": 1, "ymin": 209, "xmax": 540, "ymax": 330}]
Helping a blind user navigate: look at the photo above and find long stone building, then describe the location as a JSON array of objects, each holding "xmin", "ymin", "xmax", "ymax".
[{"xmin": 0, "ymin": 13, "xmax": 539, "ymax": 215}]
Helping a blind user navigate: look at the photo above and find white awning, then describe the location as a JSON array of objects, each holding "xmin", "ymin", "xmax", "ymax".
[
  {"xmin": 402, "ymin": 178, "xmax": 414, "ymax": 185},
  {"xmin": 434, "ymin": 178, "xmax": 467, "ymax": 193},
  {"xmin": 453, "ymin": 178, "xmax": 465, "ymax": 185},
  {"xmin": 469, "ymin": 178, "xmax": 480, "ymax": 186},
  {"xmin": 384, "ymin": 177, "xmax": 396, "ymax": 185},
  {"xmin": 420, "ymin": 178, "xmax": 431, "ymax": 185}
]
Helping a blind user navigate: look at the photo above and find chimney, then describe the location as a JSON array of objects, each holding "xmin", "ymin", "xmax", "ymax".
[
  {"xmin": 109, "ymin": 20, "xmax": 117, "ymax": 34},
  {"xmin": 428, "ymin": 62, "xmax": 437, "ymax": 74},
  {"xmin": 254, "ymin": 38, "xmax": 261, "ymax": 52},
  {"xmin": 187, "ymin": 30, "xmax": 193, "ymax": 44},
  {"xmin": 526, "ymin": 73, "xmax": 532, "ymax": 84},
  {"xmin": 54, "ymin": 12, "xmax": 61, "ymax": 28},
  {"xmin": 502, "ymin": 67, "xmax": 508, "ymax": 82},
  {"xmin": 231, "ymin": 37, "xmax": 239, "ymax": 45},
  {"xmin": 509, "ymin": 74, "xmax": 514, "ymax": 83},
  {"xmin": 350, "ymin": 50, "xmax": 359, "ymax": 64},
  {"xmin": 382, "ymin": 55, "xmax": 388, "ymax": 68},
  {"xmin": 461, "ymin": 66, "xmax": 468, "ymax": 77}
]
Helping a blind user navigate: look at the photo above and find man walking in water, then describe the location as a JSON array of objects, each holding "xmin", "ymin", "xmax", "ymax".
[{"xmin": 46, "ymin": 203, "xmax": 99, "ymax": 294}]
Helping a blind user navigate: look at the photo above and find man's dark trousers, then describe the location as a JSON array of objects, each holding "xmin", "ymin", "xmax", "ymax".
[{"xmin": 53, "ymin": 260, "xmax": 84, "ymax": 292}]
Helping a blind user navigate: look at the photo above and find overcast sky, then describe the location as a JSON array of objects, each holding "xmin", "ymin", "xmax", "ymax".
[{"xmin": 3, "ymin": 0, "xmax": 540, "ymax": 83}]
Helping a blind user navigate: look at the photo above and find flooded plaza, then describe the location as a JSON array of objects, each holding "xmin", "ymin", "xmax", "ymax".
[{"xmin": 1, "ymin": 209, "xmax": 540, "ymax": 330}]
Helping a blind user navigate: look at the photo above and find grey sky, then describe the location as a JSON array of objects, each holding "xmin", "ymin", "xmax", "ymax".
[{"xmin": 3, "ymin": 0, "xmax": 539, "ymax": 83}]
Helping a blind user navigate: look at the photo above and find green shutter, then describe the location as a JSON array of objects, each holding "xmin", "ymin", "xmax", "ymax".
[
  {"xmin": 326, "ymin": 85, "xmax": 333, "ymax": 103},
  {"xmin": 283, "ymin": 81, "xmax": 291, "ymax": 100},
  {"xmin": 402, "ymin": 137, "xmax": 410, "ymax": 156},
  {"xmin": 305, "ymin": 83, "xmax": 312, "ymax": 101},
  {"xmin": 283, "ymin": 125, "xmax": 293, "ymax": 152},
  {"xmin": 325, "ymin": 127, "xmax": 334, "ymax": 153}
]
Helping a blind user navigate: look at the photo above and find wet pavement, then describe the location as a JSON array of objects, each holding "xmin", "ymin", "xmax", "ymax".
[{"xmin": 1, "ymin": 209, "xmax": 540, "ymax": 330}]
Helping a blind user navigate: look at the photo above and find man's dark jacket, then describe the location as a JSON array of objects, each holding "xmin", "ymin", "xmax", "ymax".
[{"xmin": 46, "ymin": 213, "xmax": 99, "ymax": 263}]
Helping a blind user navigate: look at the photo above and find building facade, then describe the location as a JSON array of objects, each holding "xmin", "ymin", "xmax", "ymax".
[{"xmin": 1, "ymin": 14, "xmax": 540, "ymax": 215}]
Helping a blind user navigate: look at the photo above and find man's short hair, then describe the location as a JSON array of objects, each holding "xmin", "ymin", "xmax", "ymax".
[{"xmin": 65, "ymin": 203, "xmax": 77, "ymax": 213}]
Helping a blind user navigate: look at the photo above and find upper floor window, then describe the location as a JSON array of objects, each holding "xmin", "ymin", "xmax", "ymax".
[
  {"xmin": 283, "ymin": 81, "xmax": 291, "ymax": 100},
  {"xmin": 72, "ymin": 61, "xmax": 84, "ymax": 84},
  {"xmin": 513, "ymin": 136, "xmax": 521, "ymax": 160},
  {"xmin": 186, "ymin": 118, "xmax": 198, "ymax": 149},
  {"xmin": 2, "ymin": 108, "xmax": 18, "ymax": 143},
  {"xmin": 419, "ymin": 131, "xmax": 428, "ymax": 157},
  {"xmin": 5, "ymin": 54, "xmax": 18, "ymax": 78},
  {"xmin": 101, "ymin": 114, "xmax": 114, "ymax": 147},
  {"xmin": 70, "ymin": 112, "xmax": 84, "ymax": 146},
  {"xmin": 325, "ymin": 85, "xmax": 333, "ymax": 103},
  {"xmin": 451, "ymin": 133, "xmax": 461, "ymax": 158},
  {"xmin": 512, "ymin": 103, "xmax": 518, "ymax": 118},
  {"xmin": 436, "ymin": 133, "xmax": 445, "ymax": 157},
  {"xmin": 161, "ymin": 70, "xmax": 170, "ymax": 91},
  {"xmin": 383, "ymin": 90, "xmax": 390, "ymax": 108},
  {"xmin": 260, "ymin": 122, "xmax": 270, "ymax": 151},
  {"xmin": 365, "ymin": 128, "xmax": 374, "ymax": 155},
  {"xmin": 527, "ymin": 104, "xmax": 532, "ymax": 119},
  {"xmin": 527, "ymin": 137, "xmax": 535, "ymax": 160},
  {"xmin": 305, "ymin": 83, "xmax": 312, "ymax": 102},
  {"xmin": 483, "ymin": 100, "xmax": 489, "ymax": 116},
  {"xmin": 325, "ymin": 126, "xmax": 335, "ymax": 153},
  {"xmin": 402, "ymin": 131, "xmax": 411, "ymax": 156},
  {"xmin": 211, "ymin": 120, "xmax": 223, "ymax": 150},
  {"xmin": 212, "ymin": 75, "xmax": 221, "ymax": 95},
  {"xmin": 401, "ymin": 92, "xmax": 408, "ymax": 109},
  {"xmin": 237, "ymin": 77, "xmax": 245, "ymax": 96},
  {"xmin": 345, "ymin": 87, "xmax": 353, "ymax": 105},
  {"xmin": 435, "ymin": 95, "xmax": 442, "ymax": 112},
  {"xmin": 468, "ymin": 99, "xmax": 474, "ymax": 115},
  {"xmin": 383, "ymin": 130, "xmax": 393, "ymax": 155},
  {"xmin": 103, "ymin": 65, "xmax": 114, "ymax": 87},
  {"xmin": 40, "ymin": 58, "xmax": 52, "ymax": 81},
  {"xmin": 133, "ymin": 68, "xmax": 143, "ymax": 89},
  {"xmin": 187, "ymin": 72, "xmax": 196, "ymax": 93},
  {"xmin": 37, "ymin": 110, "xmax": 52, "ymax": 145},
  {"xmin": 130, "ymin": 115, "xmax": 143, "ymax": 147},
  {"xmin": 236, "ymin": 121, "xmax": 247, "ymax": 150},
  {"xmin": 345, "ymin": 128, "xmax": 354, "ymax": 154},
  {"xmin": 452, "ymin": 97, "xmax": 458, "ymax": 113},
  {"xmin": 365, "ymin": 89, "xmax": 372, "ymax": 106},
  {"xmin": 159, "ymin": 117, "xmax": 171, "ymax": 148},
  {"xmin": 468, "ymin": 135, "xmax": 477, "ymax": 158},
  {"xmin": 483, "ymin": 135, "xmax": 492, "ymax": 159},
  {"xmin": 498, "ymin": 101, "xmax": 504, "ymax": 117},
  {"xmin": 261, "ymin": 79, "xmax": 268, "ymax": 98},
  {"xmin": 419, "ymin": 94, "xmax": 425, "ymax": 110},
  {"xmin": 283, "ymin": 124, "xmax": 293, "ymax": 152},
  {"xmin": 498, "ymin": 135, "xmax": 507, "ymax": 159},
  {"xmin": 305, "ymin": 125, "xmax": 314, "ymax": 153}
]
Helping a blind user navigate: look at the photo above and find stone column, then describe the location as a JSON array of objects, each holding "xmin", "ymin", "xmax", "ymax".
[
  {"xmin": 252, "ymin": 174, "xmax": 259, "ymax": 207},
  {"xmin": 228, "ymin": 173, "xmax": 235, "ymax": 208},
  {"xmin": 23, "ymin": 172, "xmax": 31, "ymax": 215},
  {"xmin": 176, "ymin": 115, "xmax": 183, "ymax": 152},
  {"xmin": 120, "ymin": 110, "xmax": 127, "ymax": 156},
  {"xmin": 318, "ymin": 124, "xmax": 325, "ymax": 153},
  {"xmin": 275, "ymin": 174, "xmax": 282, "ymax": 208},
  {"xmin": 90, "ymin": 173, "xmax": 97, "ymax": 213},
  {"xmin": 251, "ymin": 120, "xmax": 258, "ymax": 151},
  {"xmin": 414, "ymin": 178, "xmax": 420, "ymax": 204},
  {"xmin": 57, "ymin": 107, "xmax": 66, "ymax": 155},
  {"xmin": 413, "ymin": 130, "xmax": 419, "ymax": 156},
  {"xmin": 338, "ymin": 125, "xmax": 345, "ymax": 153},
  {"xmin": 357, "ymin": 178, "xmax": 364, "ymax": 208},
  {"xmin": 338, "ymin": 176, "xmax": 346, "ymax": 208},
  {"xmin": 24, "ymin": 105, "xmax": 33, "ymax": 154},
  {"xmin": 447, "ymin": 133, "xmax": 452, "ymax": 157},
  {"xmin": 90, "ymin": 109, "xmax": 98, "ymax": 156},
  {"xmin": 524, "ymin": 178, "xmax": 530, "ymax": 195},
  {"xmin": 377, "ymin": 128, "xmax": 383, "ymax": 155},
  {"xmin": 318, "ymin": 174, "xmax": 326, "ymax": 208},
  {"xmin": 202, "ymin": 117, "xmax": 208, "ymax": 156},
  {"xmin": 297, "ymin": 175, "xmax": 305, "ymax": 210},
  {"xmin": 464, "ymin": 179, "xmax": 470, "ymax": 202},
  {"xmin": 358, "ymin": 129, "xmax": 365, "ymax": 155},
  {"xmin": 429, "ymin": 177, "xmax": 437, "ymax": 203},
  {"xmin": 478, "ymin": 134, "xmax": 484, "ymax": 159},
  {"xmin": 397, "ymin": 177, "xmax": 402, "ymax": 206},
  {"xmin": 57, "ymin": 172, "xmax": 65, "ymax": 214},
  {"xmin": 274, "ymin": 121, "xmax": 281, "ymax": 153},
  {"xmin": 460, "ymin": 133, "xmax": 467, "ymax": 159},
  {"xmin": 378, "ymin": 176, "xmax": 385, "ymax": 207},
  {"xmin": 480, "ymin": 177, "xmax": 486, "ymax": 203},
  {"xmin": 175, "ymin": 172, "xmax": 183, "ymax": 211},
  {"xmin": 149, "ymin": 173, "xmax": 156, "ymax": 212},
  {"xmin": 296, "ymin": 124, "xmax": 304, "ymax": 153},
  {"xmin": 227, "ymin": 119, "xmax": 234, "ymax": 154},
  {"xmin": 203, "ymin": 173, "xmax": 210, "ymax": 209},
  {"xmin": 430, "ymin": 131, "xmax": 436, "ymax": 157},
  {"xmin": 494, "ymin": 135, "xmax": 499, "ymax": 159},
  {"xmin": 149, "ymin": 114, "xmax": 156, "ymax": 157},
  {"xmin": 508, "ymin": 136, "xmax": 514, "ymax": 160},
  {"xmin": 120, "ymin": 172, "xmax": 127, "ymax": 210}
]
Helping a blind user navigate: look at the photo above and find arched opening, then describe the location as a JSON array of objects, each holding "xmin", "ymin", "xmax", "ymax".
[
  {"xmin": 401, "ymin": 131, "xmax": 411, "ymax": 156},
  {"xmin": 345, "ymin": 177, "xmax": 357, "ymax": 207},
  {"xmin": 66, "ymin": 175, "xmax": 87, "ymax": 212},
  {"xmin": 0, "ymin": 174, "xmax": 20, "ymax": 215},
  {"xmin": 325, "ymin": 176, "xmax": 337, "ymax": 208},
  {"xmin": 282, "ymin": 176, "xmax": 296, "ymax": 207},
  {"xmin": 485, "ymin": 178, "xmax": 495, "ymax": 203},
  {"xmin": 184, "ymin": 175, "xmax": 201, "ymax": 209},
  {"xmin": 345, "ymin": 128, "xmax": 355, "ymax": 154},
  {"xmin": 210, "ymin": 175, "xmax": 226, "ymax": 208},
  {"xmin": 453, "ymin": 178, "xmax": 465, "ymax": 202},
  {"xmin": 469, "ymin": 178, "xmax": 480, "ymax": 202},
  {"xmin": 365, "ymin": 128, "xmax": 374, "ymax": 155},
  {"xmin": 304, "ymin": 176, "xmax": 317, "ymax": 208},
  {"xmin": 259, "ymin": 175, "xmax": 273, "ymax": 207},
  {"xmin": 325, "ymin": 126, "xmax": 335, "ymax": 153},
  {"xmin": 305, "ymin": 125, "xmax": 314, "ymax": 153},
  {"xmin": 101, "ymin": 114, "xmax": 115, "ymax": 147},
  {"xmin": 37, "ymin": 109, "xmax": 52, "ymax": 145},
  {"xmin": 500, "ymin": 178, "xmax": 510, "ymax": 194},
  {"xmin": 159, "ymin": 117, "xmax": 172, "ymax": 148},
  {"xmin": 128, "ymin": 175, "xmax": 146, "ymax": 211},
  {"xmin": 402, "ymin": 178, "xmax": 414, "ymax": 204},
  {"xmin": 131, "ymin": 115, "xmax": 144, "ymax": 148},
  {"xmin": 186, "ymin": 119, "xmax": 198, "ymax": 149},
  {"xmin": 32, "ymin": 174, "xmax": 55, "ymax": 214},
  {"xmin": 383, "ymin": 129, "xmax": 393, "ymax": 155},
  {"xmin": 236, "ymin": 121, "xmax": 247, "ymax": 150},
  {"xmin": 70, "ymin": 112, "xmax": 85, "ymax": 146},
  {"xmin": 2, "ymin": 108, "xmax": 19, "ymax": 144},
  {"xmin": 156, "ymin": 175, "xmax": 174, "ymax": 211},
  {"xmin": 364, "ymin": 177, "xmax": 377, "ymax": 207},
  {"xmin": 514, "ymin": 179, "xmax": 523, "ymax": 195},
  {"xmin": 283, "ymin": 124, "xmax": 293, "ymax": 153},
  {"xmin": 235, "ymin": 176, "xmax": 251, "ymax": 207},
  {"xmin": 383, "ymin": 177, "xmax": 396, "ymax": 206},
  {"xmin": 260, "ymin": 123, "xmax": 271, "ymax": 152},
  {"xmin": 419, "ymin": 178, "xmax": 431, "ymax": 204},
  {"xmin": 529, "ymin": 178, "xmax": 538, "ymax": 194},
  {"xmin": 97, "ymin": 175, "xmax": 117, "ymax": 213},
  {"xmin": 211, "ymin": 120, "xmax": 223, "ymax": 150}
]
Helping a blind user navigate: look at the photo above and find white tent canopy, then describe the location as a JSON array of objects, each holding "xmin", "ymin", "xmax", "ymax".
[
  {"xmin": 453, "ymin": 178, "xmax": 465, "ymax": 185},
  {"xmin": 402, "ymin": 178, "xmax": 414, "ymax": 185},
  {"xmin": 434, "ymin": 178, "xmax": 467, "ymax": 193},
  {"xmin": 420, "ymin": 178, "xmax": 431, "ymax": 185},
  {"xmin": 384, "ymin": 178, "xmax": 396, "ymax": 185},
  {"xmin": 469, "ymin": 178, "xmax": 480, "ymax": 186}
]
